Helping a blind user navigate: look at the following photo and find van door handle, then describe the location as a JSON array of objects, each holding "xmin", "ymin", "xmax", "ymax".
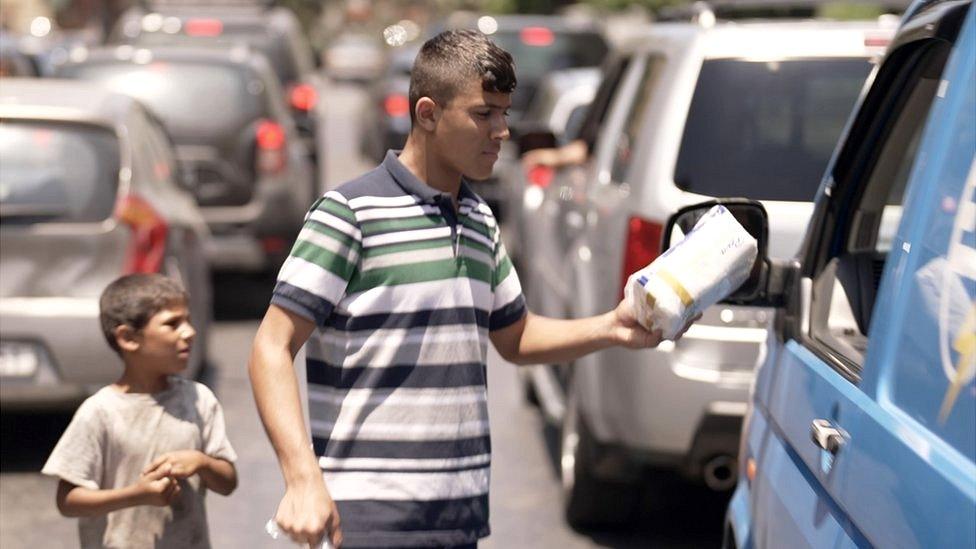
[{"xmin": 810, "ymin": 419, "xmax": 845, "ymax": 454}]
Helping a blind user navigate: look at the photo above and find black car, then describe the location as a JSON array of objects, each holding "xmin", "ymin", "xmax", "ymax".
[
  {"xmin": 111, "ymin": 2, "xmax": 322, "ymax": 164},
  {"xmin": 56, "ymin": 45, "xmax": 316, "ymax": 274}
]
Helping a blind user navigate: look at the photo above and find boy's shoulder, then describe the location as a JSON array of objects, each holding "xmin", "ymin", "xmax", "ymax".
[{"xmin": 327, "ymin": 164, "xmax": 412, "ymax": 204}]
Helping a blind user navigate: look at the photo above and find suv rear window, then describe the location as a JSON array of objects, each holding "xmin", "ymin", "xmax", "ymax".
[
  {"xmin": 59, "ymin": 61, "xmax": 268, "ymax": 144},
  {"xmin": 0, "ymin": 121, "xmax": 119, "ymax": 224},
  {"xmin": 674, "ymin": 58, "xmax": 873, "ymax": 202}
]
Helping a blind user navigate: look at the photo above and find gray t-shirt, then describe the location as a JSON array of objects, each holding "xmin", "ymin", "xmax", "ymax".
[{"xmin": 42, "ymin": 377, "xmax": 237, "ymax": 549}]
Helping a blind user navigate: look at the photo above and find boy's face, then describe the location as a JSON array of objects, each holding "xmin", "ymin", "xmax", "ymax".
[
  {"xmin": 431, "ymin": 78, "xmax": 511, "ymax": 181},
  {"xmin": 130, "ymin": 303, "xmax": 196, "ymax": 374}
]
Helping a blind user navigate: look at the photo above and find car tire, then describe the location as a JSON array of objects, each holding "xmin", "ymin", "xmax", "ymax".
[{"xmin": 561, "ymin": 379, "xmax": 640, "ymax": 530}]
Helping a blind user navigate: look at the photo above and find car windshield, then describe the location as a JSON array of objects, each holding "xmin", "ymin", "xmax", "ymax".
[
  {"xmin": 674, "ymin": 58, "xmax": 873, "ymax": 202},
  {"xmin": 59, "ymin": 61, "xmax": 268, "ymax": 145},
  {"xmin": 490, "ymin": 30, "xmax": 607, "ymax": 113},
  {"xmin": 0, "ymin": 121, "xmax": 119, "ymax": 224}
]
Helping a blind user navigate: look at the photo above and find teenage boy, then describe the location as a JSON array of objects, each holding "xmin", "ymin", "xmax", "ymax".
[
  {"xmin": 250, "ymin": 29, "xmax": 686, "ymax": 548},
  {"xmin": 43, "ymin": 274, "xmax": 237, "ymax": 548}
]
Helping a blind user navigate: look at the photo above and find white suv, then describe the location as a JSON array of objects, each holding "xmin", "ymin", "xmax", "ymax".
[{"xmin": 519, "ymin": 17, "xmax": 896, "ymax": 527}]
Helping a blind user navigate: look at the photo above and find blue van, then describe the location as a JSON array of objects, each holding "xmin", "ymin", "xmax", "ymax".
[{"xmin": 663, "ymin": 0, "xmax": 975, "ymax": 546}]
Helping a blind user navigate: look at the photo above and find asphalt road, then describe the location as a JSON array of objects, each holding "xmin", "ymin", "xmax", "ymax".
[{"xmin": 0, "ymin": 79, "xmax": 727, "ymax": 548}]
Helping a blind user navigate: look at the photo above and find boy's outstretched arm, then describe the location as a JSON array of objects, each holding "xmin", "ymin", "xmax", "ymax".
[
  {"xmin": 490, "ymin": 299, "xmax": 696, "ymax": 366},
  {"xmin": 248, "ymin": 304, "xmax": 342, "ymax": 548},
  {"xmin": 55, "ymin": 465, "xmax": 180, "ymax": 517},
  {"xmin": 143, "ymin": 452, "xmax": 237, "ymax": 496}
]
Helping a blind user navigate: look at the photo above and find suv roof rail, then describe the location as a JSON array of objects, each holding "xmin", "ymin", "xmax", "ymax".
[
  {"xmin": 655, "ymin": 0, "xmax": 912, "ymax": 22},
  {"xmin": 138, "ymin": 0, "xmax": 275, "ymax": 9}
]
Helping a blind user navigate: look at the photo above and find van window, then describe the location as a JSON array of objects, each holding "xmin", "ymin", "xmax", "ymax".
[
  {"xmin": 0, "ymin": 121, "xmax": 119, "ymax": 224},
  {"xmin": 808, "ymin": 41, "xmax": 952, "ymax": 378},
  {"xmin": 611, "ymin": 55, "xmax": 664, "ymax": 184},
  {"xmin": 674, "ymin": 58, "xmax": 872, "ymax": 201},
  {"xmin": 60, "ymin": 61, "xmax": 269, "ymax": 145}
]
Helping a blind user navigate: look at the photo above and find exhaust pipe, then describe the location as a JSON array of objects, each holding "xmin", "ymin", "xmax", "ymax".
[{"xmin": 703, "ymin": 455, "xmax": 737, "ymax": 491}]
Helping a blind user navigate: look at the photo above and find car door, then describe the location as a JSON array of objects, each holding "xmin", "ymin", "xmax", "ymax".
[{"xmin": 750, "ymin": 2, "xmax": 973, "ymax": 547}]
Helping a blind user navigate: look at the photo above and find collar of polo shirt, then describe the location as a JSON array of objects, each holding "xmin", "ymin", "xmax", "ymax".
[{"xmin": 383, "ymin": 150, "xmax": 480, "ymax": 205}]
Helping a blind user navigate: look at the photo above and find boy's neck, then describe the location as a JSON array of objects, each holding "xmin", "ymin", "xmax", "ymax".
[
  {"xmin": 114, "ymin": 364, "xmax": 171, "ymax": 394},
  {"xmin": 399, "ymin": 137, "xmax": 461, "ymax": 206}
]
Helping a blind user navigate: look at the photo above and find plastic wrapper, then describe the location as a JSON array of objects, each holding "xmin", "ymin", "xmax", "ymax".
[{"xmin": 625, "ymin": 205, "xmax": 758, "ymax": 340}]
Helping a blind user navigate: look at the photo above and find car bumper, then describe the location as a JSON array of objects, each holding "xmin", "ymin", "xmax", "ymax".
[{"xmin": 201, "ymin": 176, "xmax": 309, "ymax": 271}]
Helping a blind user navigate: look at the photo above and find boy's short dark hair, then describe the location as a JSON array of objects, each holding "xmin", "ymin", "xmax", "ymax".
[
  {"xmin": 99, "ymin": 274, "xmax": 188, "ymax": 355},
  {"xmin": 408, "ymin": 29, "xmax": 517, "ymax": 124}
]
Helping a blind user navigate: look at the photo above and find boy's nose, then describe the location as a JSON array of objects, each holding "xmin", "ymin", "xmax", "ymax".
[{"xmin": 182, "ymin": 323, "xmax": 197, "ymax": 341}]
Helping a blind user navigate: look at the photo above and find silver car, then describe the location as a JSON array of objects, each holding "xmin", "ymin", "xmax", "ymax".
[
  {"xmin": 518, "ymin": 18, "xmax": 896, "ymax": 527},
  {"xmin": 0, "ymin": 79, "xmax": 212, "ymax": 410}
]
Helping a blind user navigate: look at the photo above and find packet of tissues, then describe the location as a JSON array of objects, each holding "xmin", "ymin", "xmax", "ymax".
[{"xmin": 625, "ymin": 205, "xmax": 758, "ymax": 340}]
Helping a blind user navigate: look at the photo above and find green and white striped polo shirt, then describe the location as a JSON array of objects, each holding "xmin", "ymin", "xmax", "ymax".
[{"xmin": 271, "ymin": 151, "xmax": 526, "ymax": 548}]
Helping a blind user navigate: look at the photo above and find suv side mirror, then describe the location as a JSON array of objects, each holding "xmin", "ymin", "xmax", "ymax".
[{"xmin": 662, "ymin": 199, "xmax": 792, "ymax": 306}]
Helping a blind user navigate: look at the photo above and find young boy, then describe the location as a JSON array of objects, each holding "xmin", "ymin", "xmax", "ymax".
[
  {"xmin": 250, "ymin": 29, "xmax": 694, "ymax": 549},
  {"xmin": 42, "ymin": 273, "xmax": 237, "ymax": 548}
]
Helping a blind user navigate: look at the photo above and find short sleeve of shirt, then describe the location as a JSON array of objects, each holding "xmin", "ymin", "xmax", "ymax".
[
  {"xmin": 272, "ymin": 191, "xmax": 363, "ymax": 325},
  {"xmin": 41, "ymin": 397, "xmax": 106, "ymax": 490},
  {"xmin": 489, "ymin": 226, "xmax": 527, "ymax": 331},
  {"xmin": 194, "ymin": 382, "xmax": 238, "ymax": 464}
]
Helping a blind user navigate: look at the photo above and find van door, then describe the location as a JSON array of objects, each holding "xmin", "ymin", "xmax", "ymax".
[{"xmin": 750, "ymin": 3, "xmax": 973, "ymax": 547}]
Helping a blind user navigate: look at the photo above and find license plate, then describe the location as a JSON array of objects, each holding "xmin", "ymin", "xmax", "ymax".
[{"xmin": 0, "ymin": 342, "xmax": 39, "ymax": 377}]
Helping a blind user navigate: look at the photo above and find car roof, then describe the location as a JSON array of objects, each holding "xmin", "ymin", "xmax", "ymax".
[
  {"xmin": 0, "ymin": 78, "xmax": 138, "ymax": 125},
  {"xmin": 118, "ymin": 4, "xmax": 297, "ymax": 29},
  {"xmin": 444, "ymin": 12, "xmax": 605, "ymax": 34},
  {"xmin": 59, "ymin": 43, "xmax": 267, "ymax": 69},
  {"xmin": 617, "ymin": 19, "xmax": 895, "ymax": 58}
]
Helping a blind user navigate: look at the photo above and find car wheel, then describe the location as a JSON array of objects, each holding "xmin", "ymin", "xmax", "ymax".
[{"xmin": 561, "ymin": 378, "xmax": 640, "ymax": 529}]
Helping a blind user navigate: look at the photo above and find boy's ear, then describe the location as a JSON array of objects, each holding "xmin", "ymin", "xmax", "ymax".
[
  {"xmin": 414, "ymin": 97, "xmax": 439, "ymax": 132},
  {"xmin": 114, "ymin": 325, "xmax": 140, "ymax": 353}
]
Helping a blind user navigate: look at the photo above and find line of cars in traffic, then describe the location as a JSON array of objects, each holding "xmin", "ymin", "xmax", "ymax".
[
  {"xmin": 500, "ymin": 0, "xmax": 975, "ymax": 545},
  {"xmin": 0, "ymin": 1, "xmax": 321, "ymax": 410}
]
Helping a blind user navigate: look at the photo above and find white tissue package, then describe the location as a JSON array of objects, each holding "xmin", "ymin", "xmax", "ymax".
[{"xmin": 625, "ymin": 205, "xmax": 758, "ymax": 340}]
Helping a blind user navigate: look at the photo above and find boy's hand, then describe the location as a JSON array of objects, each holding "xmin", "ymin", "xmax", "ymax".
[
  {"xmin": 143, "ymin": 450, "xmax": 206, "ymax": 480},
  {"xmin": 276, "ymin": 477, "xmax": 343, "ymax": 548},
  {"xmin": 137, "ymin": 464, "xmax": 181, "ymax": 506},
  {"xmin": 610, "ymin": 298, "xmax": 699, "ymax": 348}
]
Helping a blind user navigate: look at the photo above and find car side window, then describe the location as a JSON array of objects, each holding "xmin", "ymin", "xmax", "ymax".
[
  {"xmin": 807, "ymin": 39, "xmax": 953, "ymax": 380},
  {"xmin": 577, "ymin": 55, "xmax": 631, "ymax": 151},
  {"xmin": 610, "ymin": 55, "xmax": 663, "ymax": 184}
]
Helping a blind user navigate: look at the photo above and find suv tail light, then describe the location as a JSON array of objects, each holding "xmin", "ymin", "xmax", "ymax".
[
  {"xmin": 256, "ymin": 119, "xmax": 287, "ymax": 174},
  {"xmin": 116, "ymin": 193, "xmax": 169, "ymax": 274},
  {"xmin": 620, "ymin": 215, "xmax": 663, "ymax": 300},
  {"xmin": 526, "ymin": 165, "xmax": 554, "ymax": 188},
  {"xmin": 289, "ymin": 83, "xmax": 318, "ymax": 112},
  {"xmin": 384, "ymin": 93, "xmax": 410, "ymax": 117},
  {"xmin": 185, "ymin": 18, "xmax": 223, "ymax": 36}
]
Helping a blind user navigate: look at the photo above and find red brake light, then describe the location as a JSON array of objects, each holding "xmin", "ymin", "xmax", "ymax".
[
  {"xmin": 116, "ymin": 194, "xmax": 169, "ymax": 274},
  {"xmin": 289, "ymin": 83, "xmax": 318, "ymax": 112},
  {"xmin": 256, "ymin": 119, "xmax": 287, "ymax": 174},
  {"xmin": 520, "ymin": 26, "xmax": 554, "ymax": 47},
  {"xmin": 864, "ymin": 35, "xmax": 891, "ymax": 48},
  {"xmin": 384, "ymin": 94, "xmax": 410, "ymax": 117},
  {"xmin": 526, "ymin": 165, "xmax": 554, "ymax": 189},
  {"xmin": 620, "ymin": 216, "xmax": 663, "ymax": 300},
  {"xmin": 185, "ymin": 18, "xmax": 223, "ymax": 37}
]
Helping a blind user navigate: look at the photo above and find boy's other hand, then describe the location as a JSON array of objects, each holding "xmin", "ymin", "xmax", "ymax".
[
  {"xmin": 276, "ymin": 478, "xmax": 343, "ymax": 548},
  {"xmin": 138, "ymin": 464, "xmax": 181, "ymax": 506},
  {"xmin": 143, "ymin": 450, "xmax": 206, "ymax": 480}
]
